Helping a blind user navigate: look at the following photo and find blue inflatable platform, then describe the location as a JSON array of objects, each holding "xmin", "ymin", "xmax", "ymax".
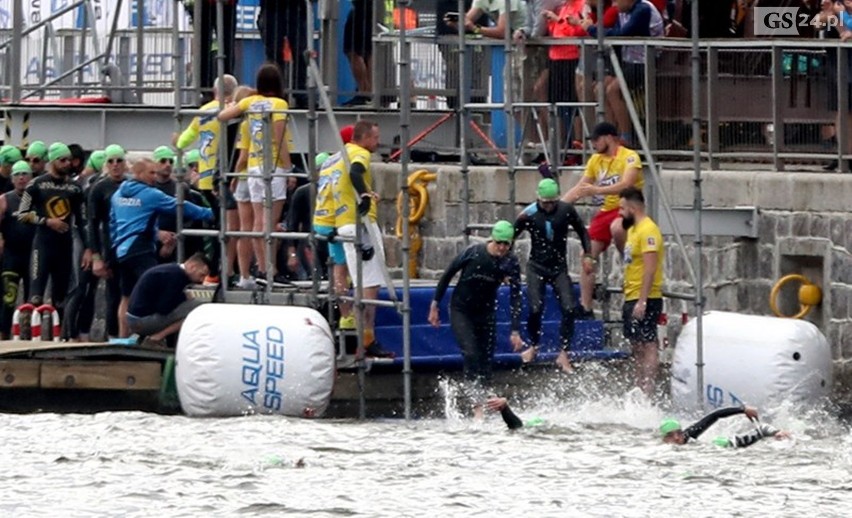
[{"xmin": 371, "ymin": 283, "xmax": 629, "ymax": 370}]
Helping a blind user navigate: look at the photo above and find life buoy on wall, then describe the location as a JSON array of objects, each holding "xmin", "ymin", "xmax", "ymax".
[
  {"xmin": 175, "ymin": 304, "xmax": 336, "ymax": 417},
  {"xmin": 671, "ymin": 311, "xmax": 832, "ymax": 411}
]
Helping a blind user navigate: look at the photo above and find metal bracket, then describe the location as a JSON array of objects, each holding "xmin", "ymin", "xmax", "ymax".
[{"xmin": 657, "ymin": 206, "xmax": 759, "ymax": 239}]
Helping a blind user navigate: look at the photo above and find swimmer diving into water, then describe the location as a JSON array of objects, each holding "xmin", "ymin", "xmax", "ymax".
[{"xmin": 487, "ymin": 398, "xmax": 790, "ymax": 448}]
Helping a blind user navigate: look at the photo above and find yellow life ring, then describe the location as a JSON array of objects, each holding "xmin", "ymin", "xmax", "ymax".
[
  {"xmin": 769, "ymin": 274, "xmax": 822, "ymax": 319},
  {"xmin": 395, "ymin": 170, "xmax": 438, "ymax": 278}
]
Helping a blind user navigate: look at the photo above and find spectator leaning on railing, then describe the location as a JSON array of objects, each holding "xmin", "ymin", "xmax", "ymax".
[{"xmin": 582, "ymin": 0, "xmax": 663, "ymax": 144}]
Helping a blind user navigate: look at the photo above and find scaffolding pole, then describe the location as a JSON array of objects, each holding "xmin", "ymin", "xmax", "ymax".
[
  {"xmin": 398, "ymin": 0, "xmax": 414, "ymax": 421},
  {"xmin": 458, "ymin": 0, "xmax": 470, "ymax": 246},
  {"xmin": 691, "ymin": 0, "xmax": 705, "ymax": 409},
  {"xmin": 215, "ymin": 0, "xmax": 229, "ymax": 286}
]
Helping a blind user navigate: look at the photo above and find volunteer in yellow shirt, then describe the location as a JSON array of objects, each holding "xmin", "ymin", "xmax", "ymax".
[
  {"xmin": 563, "ymin": 121, "xmax": 644, "ymax": 318},
  {"xmin": 218, "ymin": 64, "xmax": 292, "ymax": 280},
  {"xmin": 330, "ymin": 120, "xmax": 393, "ymax": 358},
  {"xmin": 175, "ymin": 74, "xmax": 238, "ymax": 192},
  {"xmin": 618, "ymin": 186, "xmax": 663, "ymax": 398}
]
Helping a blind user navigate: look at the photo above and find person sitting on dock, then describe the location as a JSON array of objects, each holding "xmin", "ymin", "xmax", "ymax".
[
  {"xmin": 126, "ymin": 252, "xmax": 211, "ymax": 349},
  {"xmin": 428, "ymin": 220, "xmax": 524, "ymax": 393},
  {"xmin": 659, "ymin": 406, "xmax": 791, "ymax": 448},
  {"xmin": 513, "ymin": 178, "xmax": 592, "ymax": 373}
]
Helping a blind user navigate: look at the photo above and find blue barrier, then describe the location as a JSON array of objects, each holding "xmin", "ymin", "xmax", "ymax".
[{"xmin": 371, "ymin": 284, "xmax": 628, "ymax": 369}]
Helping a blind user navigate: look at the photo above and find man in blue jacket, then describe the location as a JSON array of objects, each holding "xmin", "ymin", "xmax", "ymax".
[{"xmin": 110, "ymin": 158, "xmax": 213, "ymax": 337}]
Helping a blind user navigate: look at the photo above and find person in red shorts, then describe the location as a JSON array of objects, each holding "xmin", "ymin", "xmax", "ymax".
[{"xmin": 562, "ymin": 121, "xmax": 643, "ymax": 318}]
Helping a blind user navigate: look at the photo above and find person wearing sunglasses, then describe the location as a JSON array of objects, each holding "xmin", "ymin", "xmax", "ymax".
[
  {"xmin": 16, "ymin": 142, "xmax": 88, "ymax": 326},
  {"xmin": 428, "ymin": 220, "xmax": 524, "ymax": 402},
  {"xmin": 513, "ymin": 178, "xmax": 593, "ymax": 374},
  {"xmin": 71, "ymin": 144, "xmax": 126, "ymax": 340},
  {"xmin": 24, "ymin": 140, "xmax": 49, "ymax": 176},
  {"xmin": 0, "ymin": 160, "xmax": 35, "ymax": 338},
  {"xmin": 0, "ymin": 145, "xmax": 24, "ymax": 194}
]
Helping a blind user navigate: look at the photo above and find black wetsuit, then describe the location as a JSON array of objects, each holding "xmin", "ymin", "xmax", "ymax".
[
  {"xmin": 0, "ymin": 175, "xmax": 12, "ymax": 194},
  {"xmin": 64, "ymin": 175, "xmax": 123, "ymax": 338},
  {"xmin": 515, "ymin": 200, "xmax": 591, "ymax": 350},
  {"xmin": 287, "ymin": 183, "xmax": 326, "ymax": 279},
  {"xmin": 433, "ymin": 243, "xmax": 522, "ymax": 384},
  {"xmin": 17, "ymin": 173, "xmax": 87, "ymax": 317},
  {"xmin": 682, "ymin": 406, "xmax": 780, "ymax": 448},
  {"xmin": 499, "ymin": 405, "xmax": 781, "ymax": 446},
  {"xmin": 0, "ymin": 190, "xmax": 35, "ymax": 336}
]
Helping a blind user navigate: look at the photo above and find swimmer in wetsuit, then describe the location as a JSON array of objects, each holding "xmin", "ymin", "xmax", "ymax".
[
  {"xmin": 660, "ymin": 406, "xmax": 790, "ymax": 448},
  {"xmin": 489, "ymin": 398, "xmax": 790, "ymax": 448},
  {"xmin": 17, "ymin": 142, "xmax": 88, "ymax": 319},
  {"xmin": 428, "ymin": 220, "xmax": 524, "ymax": 388},
  {"xmin": 513, "ymin": 178, "xmax": 592, "ymax": 373}
]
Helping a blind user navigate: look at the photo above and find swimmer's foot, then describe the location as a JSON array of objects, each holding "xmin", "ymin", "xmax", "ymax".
[
  {"xmin": 555, "ymin": 350, "xmax": 574, "ymax": 374},
  {"xmin": 520, "ymin": 345, "xmax": 539, "ymax": 363}
]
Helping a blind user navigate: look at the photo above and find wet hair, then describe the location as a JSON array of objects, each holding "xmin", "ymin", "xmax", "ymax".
[
  {"xmin": 353, "ymin": 120, "xmax": 379, "ymax": 142},
  {"xmin": 255, "ymin": 63, "xmax": 285, "ymax": 99},
  {"xmin": 619, "ymin": 186, "xmax": 645, "ymax": 205}
]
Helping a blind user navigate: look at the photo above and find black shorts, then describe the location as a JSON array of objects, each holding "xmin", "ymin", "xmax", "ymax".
[
  {"xmin": 118, "ymin": 254, "xmax": 158, "ymax": 297},
  {"xmin": 622, "ymin": 298, "xmax": 663, "ymax": 343},
  {"xmin": 343, "ymin": 0, "xmax": 373, "ymax": 59},
  {"xmin": 548, "ymin": 58, "xmax": 579, "ymax": 103},
  {"xmin": 622, "ymin": 62, "xmax": 645, "ymax": 92}
]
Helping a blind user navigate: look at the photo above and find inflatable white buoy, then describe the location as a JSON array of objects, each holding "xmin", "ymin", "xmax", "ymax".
[
  {"xmin": 176, "ymin": 304, "xmax": 336, "ymax": 417},
  {"xmin": 671, "ymin": 311, "xmax": 832, "ymax": 410}
]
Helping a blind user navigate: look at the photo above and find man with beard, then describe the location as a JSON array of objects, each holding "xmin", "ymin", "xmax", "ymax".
[
  {"xmin": 561, "ymin": 122, "xmax": 643, "ymax": 318},
  {"xmin": 17, "ymin": 142, "xmax": 88, "ymax": 324},
  {"xmin": 618, "ymin": 186, "xmax": 663, "ymax": 397},
  {"xmin": 0, "ymin": 161, "xmax": 36, "ymax": 338},
  {"xmin": 24, "ymin": 141, "xmax": 48, "ymax": 177},
  {"xmin": 67, "ymin": 145, "xmax": 126, "ymax": 340},
  {"xmin": 513, "ymin": 179, "xmax": 592, "ymax": 373}
]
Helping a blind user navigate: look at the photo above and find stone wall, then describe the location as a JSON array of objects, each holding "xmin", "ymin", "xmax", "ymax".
[{"xmin": 369, "ymin": 164, "xmax": 852, "ymax": 393}]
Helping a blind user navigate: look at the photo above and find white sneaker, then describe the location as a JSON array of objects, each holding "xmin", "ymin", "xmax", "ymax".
[{"xmin": 236, "ymin": 277, "xmax": 257, "ymax": 289}]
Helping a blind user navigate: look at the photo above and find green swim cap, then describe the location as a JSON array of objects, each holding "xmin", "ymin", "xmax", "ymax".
[
  {"xmin": 315, "ymin": 152, "xmax": 330, "ymax": 168},
  {"xmin": 660, "ymin": 418, "xmax": 681, "ymax": 436},
  {"xmin": 11, "ymin": 160, "xmax": 32, "ymax": 175},
  {"xmin": 48, "ymin": 142, "xmax": 71, "ymax": 162},
  {"xmin": 713, "ymin": 436, "xmax": 732, "ymax": 448},
  {"xmin": 185, "ymin": 149, "xmax": 201, "ymax": 165},
  {"xmin": 153, "ymin": 146, "xmax": 176, "ymax": 161},
  {"xmin": 104, "ymin": 144, "xmax": 126, "ymax": 160},
  {"xmin": 537, "ymin": 178, "xmax": 559, "ymax": 200},
  {"xmin": 87, "ymin": 150, "xmax": 106, "ymax": 171},
  {"xmin": 0, "ymin": 145, "xmax": 23, "ymax": 165},
  {"xmin": 26, "ymin": 140, "xmax": 48, "ymax": 160},
  {"xmin": 524, "ymin": 417, "xmax": 546, "ymax": 427},
  {"xmin": 491, "ymin": 220, "xmax": 515, "ymax": 242}
]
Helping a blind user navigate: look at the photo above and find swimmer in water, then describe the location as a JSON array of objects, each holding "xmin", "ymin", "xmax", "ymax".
[
  {"xmin": 488, "ymin": 398, "xmax": 790, "ymax": 448},
  {"xmin": 659, "ymin": 405, "xmax": 790, "ymax": 448}
]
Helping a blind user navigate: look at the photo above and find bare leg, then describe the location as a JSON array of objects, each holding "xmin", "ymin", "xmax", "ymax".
[
  {"xmin": 268, "ymin": 199, "xmax": 286, "ymax": 276},
  {"xmin": 237, "ymin": 201, "xmax": 254, "ymax": 280},
  {"xmin": 226, "ymin": 209, "xmax": 239, "ymax": 277},
  {"xmin": 633, "ymin": 340, "xmax": 659, "ymax": 397},
  {"xmin": 118, "ymin": 296, "xmax": 129, "ymax": 338},
  {"xmin": 580, "ymin": 240, "xmax": 608, "ymax": 311},
  {"xmin": 347, "ymin": 52, "xmax": 371, "ymax": 93},
  {"xmin": 334, "ymin": 264, "xmax": 352, "ymax": 318},
  {"xmin": 149, "ymin": 319, "xmax": 186, "ymax": 341},
  {"xmin": 606, "ymin": 78, "xmax": 631, "ymax": 136},
  {"xmin": 610, "ymin": 217, "xmax": 627, "ymax": 255},
  {"xmin": 251, "ymin": 202, "xmax": 266, "ymax": 276}
]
